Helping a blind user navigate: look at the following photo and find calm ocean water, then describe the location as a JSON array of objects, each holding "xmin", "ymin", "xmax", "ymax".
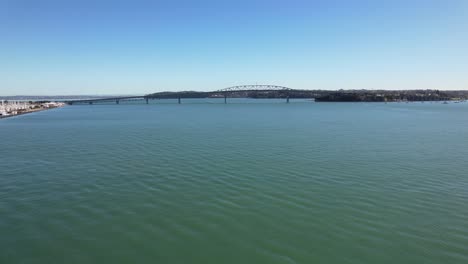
[{"xmin": 1, "ymin": 99, "xmax": 468, "ymax": 263}]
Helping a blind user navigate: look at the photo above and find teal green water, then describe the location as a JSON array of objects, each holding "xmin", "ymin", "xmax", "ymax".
[{"xmin": 1, "ymin": 100, "xmax": 468, "ymax": 263}]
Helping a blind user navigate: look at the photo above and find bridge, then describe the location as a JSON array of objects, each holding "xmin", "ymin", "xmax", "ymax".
[
  {"xmin": 66, "ymin": 85, "xmax": 316, "ymax": 105},
  {"xmin": 217, "ymin": 85, "xmax": 292, "ymax": 92},
  {"xmin": 67, "ymin": 95, "xmax": 147, "ymax": 105}
]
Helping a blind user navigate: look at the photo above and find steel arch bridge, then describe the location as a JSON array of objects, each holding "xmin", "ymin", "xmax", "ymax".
[
  {"xmin": 217, "ymin": 84, "xmax": 292, "ymax": 92},
  {"xmin": 64, "ymin": 84, "xmax": 299, "ymax": 105}
]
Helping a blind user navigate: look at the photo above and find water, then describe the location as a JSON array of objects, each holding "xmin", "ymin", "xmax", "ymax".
[{"xmin": 1, "ymin": 99, "xmax": 468, "ymax": 263}]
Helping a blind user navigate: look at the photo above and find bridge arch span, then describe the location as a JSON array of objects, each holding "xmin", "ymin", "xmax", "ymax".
[{"xmin": 217, "ymin": 85, "xmax": 292, "ymax": 92}]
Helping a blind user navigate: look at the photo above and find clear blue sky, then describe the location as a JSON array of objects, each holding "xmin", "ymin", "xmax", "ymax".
[{"xmin": 1, "ymin": 0, "xmax": 467, "ymax": 95}]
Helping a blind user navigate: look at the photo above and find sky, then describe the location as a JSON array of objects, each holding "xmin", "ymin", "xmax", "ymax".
[{"xmin": 1, "ymin": 0, "xmax": 468, "ymax": 95}]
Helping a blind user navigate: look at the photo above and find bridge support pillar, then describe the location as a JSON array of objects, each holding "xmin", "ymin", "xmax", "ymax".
[
  {"xmin": 116, "ymin": 100, "xmax": 119, "ymax": 104},
  {"xmin": 145, "ymin": 98, "xmax": 149, "ymax": 104},
  {"xmin": 286, "ymin": 96, "xmax": 290, "ymax": 103},
  {"xmin": 224, "ymin": 94, "xmax": 227, "ymax": 104},
  {"xmin": 178, "ymin": 97, "xmax": 181, "ymax": 104}
]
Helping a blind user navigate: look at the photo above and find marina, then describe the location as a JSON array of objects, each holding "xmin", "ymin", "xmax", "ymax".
[{"xmin": 0, "ymin": 100, "xmax": 65, "ymax": 119}]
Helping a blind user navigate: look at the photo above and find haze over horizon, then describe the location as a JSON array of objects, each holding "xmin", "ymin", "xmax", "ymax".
[{"xmin": 1, "ymin": 0, "xmax": 468, "ymax": 95}]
